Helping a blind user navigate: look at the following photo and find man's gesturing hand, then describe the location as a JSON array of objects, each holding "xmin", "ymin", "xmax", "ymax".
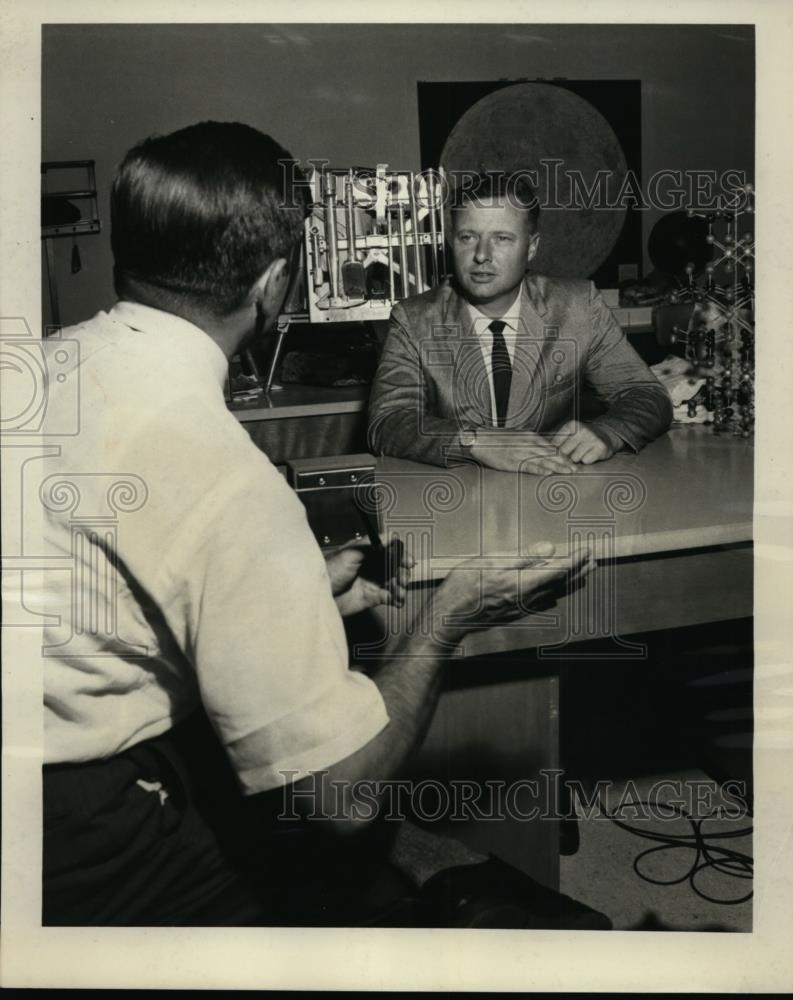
[
  {"xmin": 431, "ymin": 541, "xmax": 595, "ymax": 642},
  {"xmin": 551, "ymin": 420, "xmax": 618, "ymax": 465}
]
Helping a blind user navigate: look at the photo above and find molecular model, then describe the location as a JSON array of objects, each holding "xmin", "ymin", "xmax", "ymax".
[{"xmin": 669, "ymin": 184, "xmax": 755, "ymax": 437}]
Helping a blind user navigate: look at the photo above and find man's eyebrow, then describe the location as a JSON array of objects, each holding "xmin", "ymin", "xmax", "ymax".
[{"xmin": 455, "ymin": 226, "xmax": 518, "ymax": 233}]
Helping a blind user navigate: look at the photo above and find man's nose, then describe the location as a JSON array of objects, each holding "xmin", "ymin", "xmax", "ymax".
[{"xmin": 473, "ymin": 238, "xmax": 491, "ymax": 263}]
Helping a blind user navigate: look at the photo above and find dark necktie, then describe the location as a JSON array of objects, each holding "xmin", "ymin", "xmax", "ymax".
[{"xmin": 489, "ymin": 319, "xmax": 512, "ymax": 428}]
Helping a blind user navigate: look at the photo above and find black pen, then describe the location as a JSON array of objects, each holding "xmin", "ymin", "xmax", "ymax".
[{"xmin": 350, "ymin": 497, "xmax": 404, "ymax": 585}]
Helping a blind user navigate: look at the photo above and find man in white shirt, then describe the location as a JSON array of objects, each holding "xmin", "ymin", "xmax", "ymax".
[{"xmin": 41, "ymin": 122, "xmax": 598, "ymax": 927}]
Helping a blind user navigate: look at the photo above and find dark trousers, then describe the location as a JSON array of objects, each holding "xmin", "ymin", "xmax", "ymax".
[{"xmin": 43, "ymin": 715, "xmax": 418, "ymax": 927}]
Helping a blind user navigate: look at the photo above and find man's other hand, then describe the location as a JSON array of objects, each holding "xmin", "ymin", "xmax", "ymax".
[
  {"xmin": 325, "ymin": 538, "xmax": 414, "ymax": 617},
  {"xmin": 432, "ymin": 541, "xmax": 595, "ymax": 641},
  {"xmin": 551, "ymin": 420, "xmax": 618, "ymax": 465},
  {"xmin": 470, "ymin": 429, "xmax": 578, "ymax": 476}
]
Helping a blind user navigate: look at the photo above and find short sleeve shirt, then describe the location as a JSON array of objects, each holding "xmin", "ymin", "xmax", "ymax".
[{"xmin": 40, "ymin": 302, "xmax": 389, "ymax": 793}]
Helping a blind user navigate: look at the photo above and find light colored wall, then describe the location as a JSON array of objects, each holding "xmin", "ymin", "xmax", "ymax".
[{"xmin": 42, "ymin": 22, "xmax": 754, "ymax": 327}]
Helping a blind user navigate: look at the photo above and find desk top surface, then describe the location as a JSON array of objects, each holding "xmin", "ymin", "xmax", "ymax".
[
  {"xmin": 372, "ymin": 427, "xmax": 753, "ymax": 570},
  {"xmin": 230, "ymin": 385, "xmax": 367, "ymax": 422}
]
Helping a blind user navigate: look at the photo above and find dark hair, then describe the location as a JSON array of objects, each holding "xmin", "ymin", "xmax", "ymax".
[
  {"xmin": 111, "ymin": 121, "xmax": 308, "ymax": 316},
  {"xmin": 450, "ymin": 171, "xmax": 540, "ymax": 231}
]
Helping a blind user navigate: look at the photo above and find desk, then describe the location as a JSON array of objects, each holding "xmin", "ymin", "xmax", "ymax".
[{"xmin": 360, "ymin": 428, "xmax": 753, "ymax": 887}]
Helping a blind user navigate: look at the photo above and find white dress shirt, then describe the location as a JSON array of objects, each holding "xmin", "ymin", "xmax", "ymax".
[
  {"xmin": 40, "ymin": 301, "xmax": 388, "ymax": 793},
  {"xmin": 466, "ymin": 285, "xmax": 524, "ymax": 426}
]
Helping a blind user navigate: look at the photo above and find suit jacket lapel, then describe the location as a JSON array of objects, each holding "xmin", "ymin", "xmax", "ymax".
[{"xmin": 505, "ymin": 274, "xmax": 549, "ymax": 427}]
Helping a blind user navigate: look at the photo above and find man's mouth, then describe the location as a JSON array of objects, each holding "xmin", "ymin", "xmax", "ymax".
[{"xmin": 469, "ymin": 271, "xmax": 496, "ymax": 282}]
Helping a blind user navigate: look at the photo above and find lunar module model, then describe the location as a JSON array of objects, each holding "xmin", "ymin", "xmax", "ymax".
[
  {"xmin": 254, "ymin": 165, "xmax": 448, "ymax": 391},
  {"xmin": 301, "ymin": 165, "xmax": 447, "ymax": 322}
]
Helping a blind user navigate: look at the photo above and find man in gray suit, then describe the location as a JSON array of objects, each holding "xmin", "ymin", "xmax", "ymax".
[{"xmin": 368, "ymin": 174, "xmax": 673, "ymax": 473}]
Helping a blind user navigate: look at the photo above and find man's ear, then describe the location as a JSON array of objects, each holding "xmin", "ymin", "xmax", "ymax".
[
  {"xmin": 527, "ymin": 231, "xmax": 541, "ymax": 265},
  {"xmin": 252, "ymin": 257, "xmax": 290, "ymax": 321}
]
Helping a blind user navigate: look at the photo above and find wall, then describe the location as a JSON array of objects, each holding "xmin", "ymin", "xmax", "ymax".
[{"xmin": 42, "ymin": 22, "xmax": 754, "ymax": 328}]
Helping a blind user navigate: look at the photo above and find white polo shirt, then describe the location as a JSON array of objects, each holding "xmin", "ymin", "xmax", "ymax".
[
  {"xmin": 40, "ymin": 301, "xmax": 389, "ymax": 794},
  {"xmin": 466, "ymin": 285, "xmax": 523, "ymax": 426}
]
